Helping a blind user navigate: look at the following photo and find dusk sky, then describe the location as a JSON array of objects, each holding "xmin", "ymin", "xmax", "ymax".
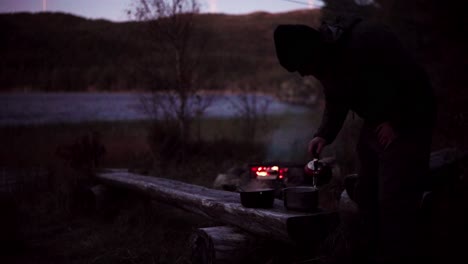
[{"xmin": 0, "ymin": 0, "xmax": 323, "ymax": 21}]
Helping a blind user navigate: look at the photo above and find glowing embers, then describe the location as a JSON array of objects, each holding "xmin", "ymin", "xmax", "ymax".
[{"xmin": 250, "ymin": 165, "xmax": 288, "ymax": 180}]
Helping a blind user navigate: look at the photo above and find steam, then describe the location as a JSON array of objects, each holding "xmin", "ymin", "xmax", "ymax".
[
  {"xmin": 265, "ymin": 113, "xmax": 316, "ymax": 162},
  {"xmin": 243, "ymin": 180, "xmax": 272, "ymax": 192}
]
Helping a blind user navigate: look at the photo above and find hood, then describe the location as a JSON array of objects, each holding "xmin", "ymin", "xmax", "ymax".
[{"xmin": 319, "ymin": 16, "xmax": 363, "ymax": 43}]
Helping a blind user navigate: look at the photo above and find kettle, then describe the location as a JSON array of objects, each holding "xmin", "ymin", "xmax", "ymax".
[{"xmin": 304, "ymin": 158, "xmax": 332, "ymax": 186}]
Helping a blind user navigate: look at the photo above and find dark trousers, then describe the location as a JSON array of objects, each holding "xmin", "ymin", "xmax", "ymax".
[{"xmin": 354, "ymin": 123, "xmax": 432, "ymax": 264}]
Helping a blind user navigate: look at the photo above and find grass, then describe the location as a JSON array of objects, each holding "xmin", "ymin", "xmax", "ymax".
[
  {"xmin": 15, "ymin": 109, "xmax": 460, "ymax": 264},
  {"xmin": 1, "ymin": 111, "xmax": 337, "ymax": 264},
  {"xmin": 1, "ymin": 110, "xmax": 464, "ymax": 263},
  {"xmin": 0, "ymin": 111, "xmax": 324, "ymax": 177},
  {"xmin": 0, "ymin": 120, "xmax": 151, "ymax": 169}
]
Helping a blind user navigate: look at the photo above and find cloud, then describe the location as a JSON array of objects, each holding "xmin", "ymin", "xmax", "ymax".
[{"xmin": 208, "ymin": 0, "xmax": 217, "ymax": 13}]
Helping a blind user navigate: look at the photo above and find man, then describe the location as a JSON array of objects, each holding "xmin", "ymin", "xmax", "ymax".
[{"xmin": 274, "ymin": 17, "xmax": 436, "ymax": 264}]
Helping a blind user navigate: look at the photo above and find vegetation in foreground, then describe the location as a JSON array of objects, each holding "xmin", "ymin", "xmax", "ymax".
[
  {"xmin": 0, "ymin": 113, "xmax": 465, "ymax": 263},
  {"xmin": 0, "ymin": 113, "xmax": 331, "ymax": 264},
  {"xmin": 1, "ymin": 0, "xmax": 466, "ymax": 260}
]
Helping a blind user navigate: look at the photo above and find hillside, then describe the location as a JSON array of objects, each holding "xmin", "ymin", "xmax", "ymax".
[{"xmin": 0, "ymin": 10, "xmax": 321, "ymax": 92}]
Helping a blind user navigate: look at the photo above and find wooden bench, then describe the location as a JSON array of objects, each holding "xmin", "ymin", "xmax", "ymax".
[
  {"xmin": 95, "ymin": 148, "xmax": 465, "ymax": 263},
  {"xmin": 95, "ymin": 169, "xmax": 338, "ymax": 263}
]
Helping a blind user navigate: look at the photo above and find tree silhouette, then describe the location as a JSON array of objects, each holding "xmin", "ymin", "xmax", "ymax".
[{"xmin": 129, "ymin": 0, "xmax": 212, "ymax": 163}]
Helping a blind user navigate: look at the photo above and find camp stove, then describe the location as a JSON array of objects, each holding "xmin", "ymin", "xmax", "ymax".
[
  {"xmin": 248, "ymin": 162, "xmax": 302, "ymax": 181},
  {"xmin": 248, "ymin": 160, "xmax": 332, "ymax": 186},
  {"xmin": 249, "ymin": 165, "xmax": 287, "ymax": 180}
]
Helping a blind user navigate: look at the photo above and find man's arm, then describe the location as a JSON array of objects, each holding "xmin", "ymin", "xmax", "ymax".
[{"xmin": 314, "ymin": 97, "xmax": 349, "ymax": 144}]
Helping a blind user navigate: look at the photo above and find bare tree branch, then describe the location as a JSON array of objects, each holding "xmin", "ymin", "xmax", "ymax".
[{"xmin": 131, "ymin": 0, "xmax": 214, "ymax": 163}]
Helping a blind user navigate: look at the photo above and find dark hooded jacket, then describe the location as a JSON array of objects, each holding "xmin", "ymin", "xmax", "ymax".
[{"xmin": 314, "ymin": 17, "xmax": 436, "ymax": 143}]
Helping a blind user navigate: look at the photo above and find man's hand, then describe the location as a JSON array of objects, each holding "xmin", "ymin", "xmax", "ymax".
[
  {"xmin": 375, "ymin": 122, "xmax": 398, "ymax": 149},
  {"xmin": 308, "ymin": 137, "xmax": 327, "ymax": 159}
]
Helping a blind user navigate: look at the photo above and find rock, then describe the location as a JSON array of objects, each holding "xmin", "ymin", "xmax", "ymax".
[
  {"xmin": 213, "ymin": 166, "xmax": 248, "ymax": 191},
  {"xmin": 213, "ymin": 173, "xmax": 239, "ymax": 191}
]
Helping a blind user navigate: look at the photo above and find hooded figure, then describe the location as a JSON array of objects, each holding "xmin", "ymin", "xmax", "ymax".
[
  {"xmin": 274, "ymin": 24, "xmax": 322, "ymax": 73},
  {"xmin": 274, "ymin": 17, "xmax": 436, "ymax": 264}
]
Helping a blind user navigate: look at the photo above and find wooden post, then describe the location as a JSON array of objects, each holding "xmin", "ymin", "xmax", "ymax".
[
  {"xmin": 90, "ymin": 184, "xmax": 111, "ymax": 211},
  {"xmin": 190, "ymin": 226, "xmax": 279, "ymax": 264},
  {"xmin": 191, "ymin": 226, "xmax": 253, "ymax": 264},
  {"xmin": 85, "ymin": 184, "xmax": 123, "ymax": 216}
]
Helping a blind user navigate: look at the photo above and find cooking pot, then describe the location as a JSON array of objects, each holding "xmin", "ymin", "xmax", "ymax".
[
  {"xmin": 283, "ymin": 186, "xmax": 319, "ymax": 212},
  {"xmin": 239, "ymin": 188, "xmax": 275, "ymax": 208}
]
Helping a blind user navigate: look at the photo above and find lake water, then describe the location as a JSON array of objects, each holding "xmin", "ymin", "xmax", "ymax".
[{"xmin": 0, "ymin": 92, "xmax": 311, "ymax": 125}]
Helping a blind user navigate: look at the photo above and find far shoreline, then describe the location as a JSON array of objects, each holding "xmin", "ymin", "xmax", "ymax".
[{"xmin": 0, "ymin": 89, "xmax": 276, "ymax": 96}]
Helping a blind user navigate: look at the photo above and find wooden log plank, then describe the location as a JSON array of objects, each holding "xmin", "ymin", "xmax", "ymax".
[
  {"xmin": 190, "ymin": 226, "xmax": 267, "ymax": 264},
  {"xmin": 97, "ymin": 169, "xmax": 338, "ymax": 243}
]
